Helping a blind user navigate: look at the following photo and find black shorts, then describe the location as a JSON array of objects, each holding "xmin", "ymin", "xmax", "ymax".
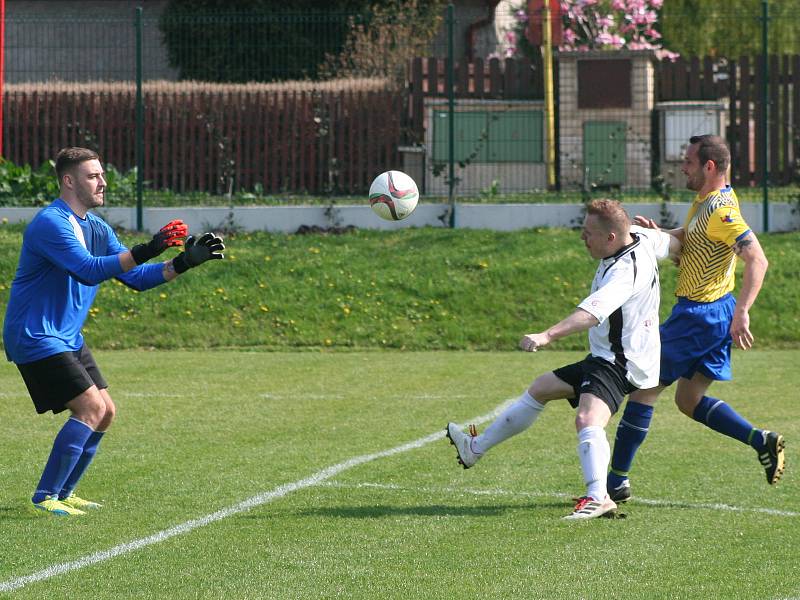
[
  {"xmin": 16, "ymin": 345, "xmax": 108, "ymax": 414},
  {"xmin": 552, "ymin": 354, "xmax": 637, "ymax": 415}
]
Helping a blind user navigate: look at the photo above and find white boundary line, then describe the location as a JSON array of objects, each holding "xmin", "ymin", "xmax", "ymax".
[
  {"xmin": 0, "ymin": 404, "xmax": 508, "ymax": 593},
  {"xmin": 318, "ymin": 481, "xmax": 800, "ymax": 518}
]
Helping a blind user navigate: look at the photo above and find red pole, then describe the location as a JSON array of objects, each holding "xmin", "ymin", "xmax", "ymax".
[{"xmin": 0, "ymin": 0, "xmax": 5, "ymax": 157}]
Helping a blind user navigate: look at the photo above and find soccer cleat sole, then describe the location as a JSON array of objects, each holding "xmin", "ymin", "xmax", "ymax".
[{"xmin": 770, "ymin": 435, "xmax": 786, "ymax": 485}]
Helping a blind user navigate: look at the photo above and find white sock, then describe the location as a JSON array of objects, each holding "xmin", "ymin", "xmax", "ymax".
[
  {"xmin": 577, "ymin": 426, "xmax": 610, "ymax": 501},
  {"xmin": 473, "ymin": 391, "xmax": 545, "ymax": 454}
]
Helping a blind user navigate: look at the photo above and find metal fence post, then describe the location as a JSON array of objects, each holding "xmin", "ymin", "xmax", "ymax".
[
  {"xmin": 761, "ymin": 0, "xmax": 769, "ymax": 232},
  {"xmin": 447, "ymin": 2, "xmax": 455, "ymax": 227},
  {"xmin": 0, "ymin": 0, "xmax": 5, "ymax": 158},
  {"xmin": 135, "ymin": 6, "xmax": 144, "ymax": 232},
  {"xmin": 542, "ymin": 1, "xmax": 556, "ymax": 190}
]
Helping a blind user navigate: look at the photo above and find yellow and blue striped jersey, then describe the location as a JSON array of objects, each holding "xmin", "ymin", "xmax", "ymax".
[{"xmin": 675, "ymin": 186, "xmax": 751, "ymax": 302}]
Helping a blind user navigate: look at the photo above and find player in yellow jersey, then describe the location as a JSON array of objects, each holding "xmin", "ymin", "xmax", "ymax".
[{"xmin": 605, "ymin": 135, "xmax": 785, "ymax": 503}]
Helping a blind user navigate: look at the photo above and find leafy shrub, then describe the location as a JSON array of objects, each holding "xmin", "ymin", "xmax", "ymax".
[
  {"xmin": 0, "ymin": 160, "xmax": 59, "ymax": 206},
  {"xmin": 319, "ymin": 0, "xmax": 446, "ymax": 84},
  {"xmin": 0, "ymin": 159, "xmax": 138, "ymax": 206}
]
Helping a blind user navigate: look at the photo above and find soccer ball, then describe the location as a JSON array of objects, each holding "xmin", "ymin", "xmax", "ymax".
[{"xmin": 369, "ymin": 170, "xmax": 419, "ymax": 221}]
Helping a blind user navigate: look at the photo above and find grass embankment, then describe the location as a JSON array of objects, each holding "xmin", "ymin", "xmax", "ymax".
[{"xmin": 0, "ymin": 224, "xmax": 798, "ymax": 351}]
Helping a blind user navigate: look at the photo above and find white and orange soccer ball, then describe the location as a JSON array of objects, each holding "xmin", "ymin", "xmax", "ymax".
[{"xmin": 369, "ymin": 170, "xmax": 419, "ymax": 221}]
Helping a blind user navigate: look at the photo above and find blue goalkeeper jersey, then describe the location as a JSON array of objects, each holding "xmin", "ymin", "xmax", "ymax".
[{"xmin": 3, "ymin": 198, "xmax": 166, "ymax": 364}]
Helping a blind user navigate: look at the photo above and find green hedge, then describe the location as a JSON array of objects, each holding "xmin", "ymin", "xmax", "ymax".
[
  {"xmin": 159, "ymin": 1, "xmax": 369, "ymax": 82},
  {"xmin": 0, "ymin": 159, "xmax": 138, "ymax": 207},
  {"xmin": 0, "ymin": 225, "xmax": 797, "ymax": 351}
]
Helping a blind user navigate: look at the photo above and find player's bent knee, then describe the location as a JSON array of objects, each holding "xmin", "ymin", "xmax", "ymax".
[
  {"xmin": 674, "ymin": 393, "xmax": 700, "ymax": 417},
  {"xmin": 575, "ymin": 411, "xmax": 605, "ymax": 431},
  {"xmin": 66, "ymin": 389, "xmax": 107, "ymax": 429},
  {"xmin": 97, "ymin": 399, "xmax": 116, "ymax": 430}
]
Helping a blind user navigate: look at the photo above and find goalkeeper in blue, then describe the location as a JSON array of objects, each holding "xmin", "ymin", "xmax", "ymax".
[
  {"xmin": 3, "ymin": 147, "xmax": 225, "ymax": 516},
  {"xmin": 446, "ymin": 199, "xmax": 680, "ymax": 519}
]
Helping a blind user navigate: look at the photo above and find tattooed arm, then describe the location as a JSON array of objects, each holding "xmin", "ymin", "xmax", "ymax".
[{"xmin": 731, "ymin": 232, "xmax": 769, "ymax": 350}]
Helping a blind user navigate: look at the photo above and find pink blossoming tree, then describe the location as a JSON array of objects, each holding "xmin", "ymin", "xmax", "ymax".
[{"xmin": 506, "ymin": 0, "xmax": 678, "ymax": 61}]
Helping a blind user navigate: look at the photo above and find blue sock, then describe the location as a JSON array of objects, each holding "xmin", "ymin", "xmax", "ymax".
[
  {"xmin": 692, "ymin": 396, "xmax": 759, "ymax": 447},
  {"xmin": 608, "ymin": 401, "xmax": 654, "ymax": 489},
  {"xmin": 32, "ymin": 418, "xmax": 94, "ymax": 504},
  {"xmin": 59, "ymin": 431, "xmax": 105, "ymax": 500}
]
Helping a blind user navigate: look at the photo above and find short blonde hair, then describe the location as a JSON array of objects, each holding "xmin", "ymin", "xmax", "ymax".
[{"xmin": 586, "ymin": 199, "xmax": 630, "ymax": 235}]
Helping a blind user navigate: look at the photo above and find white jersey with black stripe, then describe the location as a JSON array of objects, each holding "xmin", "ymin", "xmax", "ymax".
[{"xmin": 577, "ymin": 226, "xmax": 671, "ymax": 389}]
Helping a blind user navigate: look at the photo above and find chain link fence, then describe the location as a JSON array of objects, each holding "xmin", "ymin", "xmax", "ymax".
[{"xmin": 2, "ymin": 3, "xmax": 799, "ymax": 228}]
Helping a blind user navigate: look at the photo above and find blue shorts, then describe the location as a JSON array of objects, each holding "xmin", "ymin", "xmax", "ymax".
[{"xmin": 659, "ymin": 293, "xmax": 734, "ymax": 386}]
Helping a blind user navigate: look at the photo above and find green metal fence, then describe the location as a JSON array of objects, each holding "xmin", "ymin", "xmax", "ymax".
[{"xmin": 1, "ymin": 3, "xmax": 799, "ymax": 231}]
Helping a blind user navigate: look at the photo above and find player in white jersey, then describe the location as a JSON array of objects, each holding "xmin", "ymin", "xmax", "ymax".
[{"xmin": 446, "ymin": 199, "xmax": 680, "ymax": 519}]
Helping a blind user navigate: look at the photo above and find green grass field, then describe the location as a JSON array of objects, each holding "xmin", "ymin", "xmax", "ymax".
[{"xmin": 1, "ymin": 350, "xmax": 796, "ymax": 599}]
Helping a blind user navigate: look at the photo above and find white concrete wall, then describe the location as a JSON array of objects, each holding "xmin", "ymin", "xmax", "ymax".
[{"xmin": 1, "ymin": 203, "xmax": 797, "ymax": 233}]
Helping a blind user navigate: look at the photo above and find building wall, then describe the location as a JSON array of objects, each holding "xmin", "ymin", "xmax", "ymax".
[
  {"xmin": 5, "ymin": 0, "xmax": 177, "ymax": 82},
  {"xmin": 558, "ymin": 51, "xmax": 655, "ymax": 190}
]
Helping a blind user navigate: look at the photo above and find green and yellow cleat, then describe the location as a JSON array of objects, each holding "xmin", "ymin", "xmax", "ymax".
[
  {"xmin": 32, "ymin": 495, "xmax": 86, "ymax": 516},
  {"xmin": 59, "ymin": 493, "xmax": 103, "ymax": 511}
]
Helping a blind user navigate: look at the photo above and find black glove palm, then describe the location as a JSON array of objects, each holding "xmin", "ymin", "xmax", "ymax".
[{"xmin": 172, "ymin": 232, "xmax": 225, "ymax": 274}]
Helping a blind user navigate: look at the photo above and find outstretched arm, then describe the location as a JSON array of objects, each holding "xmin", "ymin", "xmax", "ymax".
[
  {"xmin": 117, "ymin": 227, "xmax": 223, "ymax": 289},
  {"xmin": 634, "ymin": 215, "xmax": 683, "ymax": 263},
  {"xmin": 519, "ymin": 308, "xmax": 599, "ymax": 352},
  {"xmin": 731, "ymin": 231, "xmax": 769, "ymax": 350},
  {"xmin": 633, "ymin": 215, "xmax": 685, "ymax": 244}
]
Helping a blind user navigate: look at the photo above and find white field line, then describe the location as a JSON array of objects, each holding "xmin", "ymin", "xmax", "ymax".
[
  {"xmin": 258, "ymin": 393, "xmax": 471, "ymax": 401},
  {"xmin": 318, "ymin": 481, "xmax": 800, "ymax": 518},
  {"xmin": 0, "ymin": 403, "xmax": 510, "ymax": 593}
]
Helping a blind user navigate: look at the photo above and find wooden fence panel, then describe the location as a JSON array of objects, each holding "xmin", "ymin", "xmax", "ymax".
[
  {"xmin": 688, "ymin": 57, "xmax": 701, "ymax": 98},
  {"xmin": 702, "ymin": 56, "xmax": 715, "ymax": 98},
  {"xmin": 455, "ymin": 60, "xmax": 469, "ymax": 96},
  {"xmin": 769, "ymin": 55, "xmax": 780, "ymax": 183},
  {"xmin": 794, "ymin": 55, "xmax": 800, "ymax": 186},
  {"xmin": 737, "ymin": 57, "xmax": 752, "ymax": 184},
  {"xmin": 11, "ymin": 53, "xmax": 799, "ymax": 195},
  {"xmin": 489, "ymin": 58, "xmax": 502, "ymax": 95},
  {"xmin": 781, "ymin": 56, "xmax": 792, "ymax": 184},
  {"xmin": 754, "ymin": 56, "xmax": 766, "ymax": 184},
  {"xmin": 474, "ymin": 57, "xmax": 485, "ymax": 98}
]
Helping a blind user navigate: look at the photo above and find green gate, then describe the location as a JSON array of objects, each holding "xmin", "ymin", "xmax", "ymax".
[{"xmin": 583, "ymin": 121, "xmax": 626, "ymax": 187}]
